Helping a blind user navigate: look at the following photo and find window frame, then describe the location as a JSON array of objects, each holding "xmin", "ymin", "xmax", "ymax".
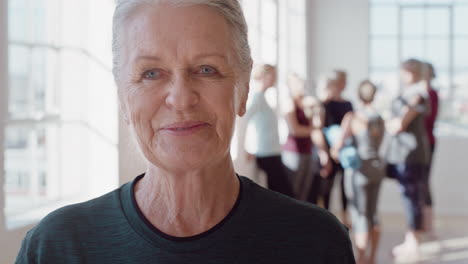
[
  {"xmin": 2, "ymin": 0, "xmax": 118, "ymax": 230},
  {"xmin": 1, "ymin": 0, "xmax": 9, "ymax": 230},
  {"xmin": 369, "ymin": 0, "xmax": 468, "ymax": 128}
]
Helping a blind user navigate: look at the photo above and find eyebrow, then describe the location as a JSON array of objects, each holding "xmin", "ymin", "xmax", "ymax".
[
  {"xmin": 192, "ymin": 53, "xmax": 229, "ymax": 61},
  {"xmin": 134, "ymin": 53, "xmax": 229, "ymax": 62},
  {"xmin": 134, "ymin": 55, "xmax": 163, "ymax": 62}
]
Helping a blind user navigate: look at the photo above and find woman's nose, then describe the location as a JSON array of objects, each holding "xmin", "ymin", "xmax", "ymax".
[{"xmin": 165, "ymin": 75, "xmax": 200, "ymax": 111}]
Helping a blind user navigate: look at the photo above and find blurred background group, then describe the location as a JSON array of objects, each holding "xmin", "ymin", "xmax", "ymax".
[{"xmin": 1, "ymin": 0, "xmax": 468, "ymax": 263}]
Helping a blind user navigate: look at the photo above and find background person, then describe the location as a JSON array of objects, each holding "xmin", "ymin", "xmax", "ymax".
[
  {"xmin": 317, "ymin": 71, "xmax": 354, "ymax": 225},
  {"xmin": 282, "ymin": 73, "xmax": 316, "ymax": 201},
  {"xmin": 332, "ymin": 80, "xmax": 385, "ymax": 264},
  {"xmin": 243, "ymin": 64, "xmax": 293, "ymax": 197},
  {"xmin": 383, "ymin": 58, "xmax": 431, "ymax": 260}
]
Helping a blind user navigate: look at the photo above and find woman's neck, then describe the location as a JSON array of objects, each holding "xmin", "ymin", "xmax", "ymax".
[
  {"xmin": 363, "ymin": 103, "xmax": 373, "ymax": 109},
  {"xmin": 328, "ymin": 94, "xmax": 344, "ymax": 101},
  {"xmin": 134, "ymin": 157, "xmax": 240, "ymax": 238}
]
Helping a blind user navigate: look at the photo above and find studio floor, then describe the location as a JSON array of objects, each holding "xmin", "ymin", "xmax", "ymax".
[{"xmin": 370, "ymin": 214, "xmax": 468, "ymax": 264}]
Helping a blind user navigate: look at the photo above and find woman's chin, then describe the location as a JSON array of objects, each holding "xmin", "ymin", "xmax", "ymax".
[{"xmin": 152, "ymin": 147, "xmax": 226, "ymax": 172}]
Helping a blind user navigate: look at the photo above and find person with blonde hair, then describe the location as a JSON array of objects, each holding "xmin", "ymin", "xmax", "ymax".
[
  {"xmin": 282, "ymin": 73, "xmax": 316, "ymax": 201},
  {"xmin": 315, "ymin": 70, "xmax": 353, "ymax": 224},
  {"xmin": 332, "ymin": 80, "xmax": 385, "ymax": 264},
  {"xmin": 243, "ymin": 64, "xmax": 292, "ymax": 196}
]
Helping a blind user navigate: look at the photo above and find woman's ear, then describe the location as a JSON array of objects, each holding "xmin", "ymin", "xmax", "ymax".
[
  {"xmin": 238, "ymin": 81, "xmax": 250, "ymax": 117},
  {"xmin": 238, "ymin": 61, "xmax": 253, "ymax": 117}
]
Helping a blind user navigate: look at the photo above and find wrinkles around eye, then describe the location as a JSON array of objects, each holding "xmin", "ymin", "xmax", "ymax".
[
  {"xmin": 198, "ymin": 65, "xmax": 218, "ymax": 75},
  {"xmin": 142, "ymin": 69, "xmax": 162, "ymax": 80}
]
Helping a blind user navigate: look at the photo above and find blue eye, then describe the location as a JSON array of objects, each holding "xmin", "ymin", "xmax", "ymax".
[
  {"xmin": 143, "ymin": 70, "xmax": 161, "ymax": 80},
  {"xmin": 199, "ymin": 66, "xmax": 217, "ymax": 75}
]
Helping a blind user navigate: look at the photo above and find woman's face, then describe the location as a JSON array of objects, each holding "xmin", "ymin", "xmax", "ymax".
[
  {"xmin": 287, "ymin": 74, "xmax": 305, "ymax": 100},
  {"xmin": 401, "ymin": 69, "xmax": 416, "ymax": 86},
  {"xmin": 119, "ymin": 4, "xmax": 249, "ymax": 172},
  {"xmin": 262, "ymin": 69, "xmax": 277, "ymax": 90},
  {"xmin": 326, "ymin": 82, "xmax": 341, "ymax": 98}
]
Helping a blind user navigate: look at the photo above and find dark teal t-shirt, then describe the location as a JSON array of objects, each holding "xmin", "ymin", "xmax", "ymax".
[{"xmin": 16, "ymin": 175, "xmax": 355, "ymax": 263}]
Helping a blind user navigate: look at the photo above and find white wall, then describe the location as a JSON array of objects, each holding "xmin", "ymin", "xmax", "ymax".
[{"xmin": 306, "ymin": 0, "xmax": 369, "ymax": 98}]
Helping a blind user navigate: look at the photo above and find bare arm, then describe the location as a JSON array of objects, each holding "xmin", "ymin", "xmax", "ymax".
[
  {"xmin": 285, "ymin": 109, "xmax": 312, "ymax": 137},
  {"xmin": 311, "ymin": 128, "xmax": 332, "ymax": 178},
  {"xmin": 388, "ymin": 95, "xmax": 424, "ymax": 134},
  {"xmin": 330, "ymin": 112, "xmax": 354, "ymax": 161}
]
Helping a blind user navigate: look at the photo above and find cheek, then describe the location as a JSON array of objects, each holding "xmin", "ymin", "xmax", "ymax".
[
  {"xmin": 206, "ymin": 84, "xmax": 238, "ymax": 137},
  {"xmin": 126, "ymin": 89, "xmax": 163, "ymax": 144}
]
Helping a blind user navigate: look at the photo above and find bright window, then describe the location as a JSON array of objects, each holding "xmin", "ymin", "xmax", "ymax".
[
  {"xmin": 232, "ymin": 0, "xmax": 307, "ymax": 160},
  {"xmin": 2, "ymin": 0, "xmax": 118, "ymax": 228},
  {"xmin": 242, "ymin": 0, "xmax": 307, "ymax": 107},
  {"xmin": 369, "ymin": 0, "xmax": 468, "ymax": 127}
]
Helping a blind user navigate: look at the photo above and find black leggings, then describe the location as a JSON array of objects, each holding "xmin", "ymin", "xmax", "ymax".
[
  {"xmin": 387, "ymin": 163, "xmax": 426, "ymax": 231},
  {"xmin": 256, "ymin": 155, "xmax": 293, "ymax": 197},
  {"xmin": 423, "ymin": 145, "xmax": 436, "ymax": 206},
  {"xmin": 307, "ymin": 162, "xmax": 346, "ymax": 211}
]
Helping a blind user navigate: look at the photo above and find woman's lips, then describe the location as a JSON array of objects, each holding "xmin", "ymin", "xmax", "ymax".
[{"xmin": 160, "ymin": 121, "xmax": 210, "ymax": 136}]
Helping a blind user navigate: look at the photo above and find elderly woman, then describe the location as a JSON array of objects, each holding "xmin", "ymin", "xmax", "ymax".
[{"xmin": 15, "ymin": 0, "xmax": 355, "ymax": 263}]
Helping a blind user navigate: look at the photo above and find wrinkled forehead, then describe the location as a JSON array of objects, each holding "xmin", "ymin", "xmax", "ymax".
[{"xmin": 122, "ymin": 3, "xmax": 236, "ymax": 66}]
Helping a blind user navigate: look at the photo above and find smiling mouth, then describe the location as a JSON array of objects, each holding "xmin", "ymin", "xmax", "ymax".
[
  {"xmin": 160, "ymin": 121, "xmax": 210, "ymax": 135},
  {"xmin": 168, "ymin": 124, "xmax": 206, "ymax": 131}
]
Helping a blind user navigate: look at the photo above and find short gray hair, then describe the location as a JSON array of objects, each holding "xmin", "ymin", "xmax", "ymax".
[{"xmin": 112, "ymin": 0, "xmax": 251, "ymax": 83}]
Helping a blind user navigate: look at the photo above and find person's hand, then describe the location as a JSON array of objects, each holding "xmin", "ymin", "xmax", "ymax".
[
  {"xmin": 319, "ymin": 152, "xmax": 332, "ymax": 178},
  {"xmin": 387, "ymin": 118, "xmax": 403, "ymax": 135},
  {"xmin": 330, "ymin": 146, "xmax": 340, "ymax": 163}
]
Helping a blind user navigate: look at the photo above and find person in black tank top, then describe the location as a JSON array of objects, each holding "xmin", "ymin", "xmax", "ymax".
[{"xmin": 309, "ymin": 70, "xmax": 353, "ymax": 227}]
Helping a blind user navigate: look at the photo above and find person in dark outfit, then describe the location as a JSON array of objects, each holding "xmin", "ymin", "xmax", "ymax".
[
  {"xmin": 383, "ymin": 58, "xmax": 430, "ymax": 260},
  {"xmin": 332, "ymin": 81, "xmax": 385, "ymax": 264},
  {"xmin": 311, "ymin": 70, "xmax": 353, "ymax": 226},
  {"xmin": 15, "ymin": 1, "xmax": 355, "ymax": 263},
  {"xmin": 421, "ymin": 62, "xmax": 439, "ymax": 237}
]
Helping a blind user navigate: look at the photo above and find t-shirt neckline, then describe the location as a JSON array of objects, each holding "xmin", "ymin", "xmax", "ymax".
[{"xmin": 119, "ymin": 173, "xmax": 250, "ymax": 253}]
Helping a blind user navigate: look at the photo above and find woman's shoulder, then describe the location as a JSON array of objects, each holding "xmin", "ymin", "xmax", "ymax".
[
  {"xmin": 16, "ymin": 185, "xmax": 132, "ymax": 263},
  {"xmin": 239, "ymin": 176, "xmax": 352, "ymax": 257},
  {"xmin": 25, "ymin": 186, "xmax": 125, "ymax": 241},
  {"xmin": 239, "ymin": 176, "xmax": 350, "ymax": 238}
]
